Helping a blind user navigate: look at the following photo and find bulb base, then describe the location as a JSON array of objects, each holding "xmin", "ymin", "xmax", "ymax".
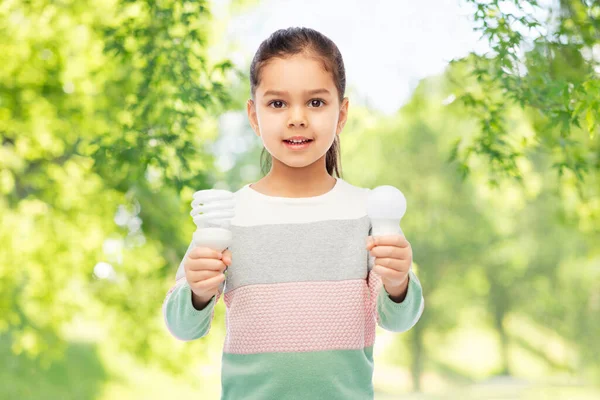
[
  {"xmin": 370, "ymin": 219, "xmax": 403, "ymax": 237},
  {"xmin": 193, "ymin": 227, "xmax": 232, "ymax": 251}
]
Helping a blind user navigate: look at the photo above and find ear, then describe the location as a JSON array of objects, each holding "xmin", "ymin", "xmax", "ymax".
[
  {"xmin": 247, "ymin": 99, "xmax": 260, "ymax": 137},
  {"xmin": 336, "ymin": 97, "xmax": 349, "ymax": 136}
]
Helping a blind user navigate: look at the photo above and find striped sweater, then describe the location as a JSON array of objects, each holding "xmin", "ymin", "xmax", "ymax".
[{"xmin": 162, "ymin": 177, "xmax": 425, "ymax": 399}]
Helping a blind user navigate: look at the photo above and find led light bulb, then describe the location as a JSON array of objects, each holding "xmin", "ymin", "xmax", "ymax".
[
  {"xmin": 367, "ymin": 185, "xmax": 407, "ymax": 236},
  {"xmin": 367, "ymin": 185, "xmax": 423, "ymax": 323}
]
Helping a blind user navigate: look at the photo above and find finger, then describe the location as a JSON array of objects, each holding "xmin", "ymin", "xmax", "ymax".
[
  {"xmin": 372, "ymin": 257, "xmax": 408, "ymax": 272},
  {"xmin": 187, "ymin": 269, "xmax": 221, "ymax": 283},
  {"xmin": 368, "ymin": 234, "xmax": 409, "ymax": 249},
  {"xmin": 191, "ymin": 272, "xmax": 226, "ymax": 292},
  {"xmin": 372, "ymin": 264, "xmax": 395, "ymax": 280},
  {"xmin": 186, "ymin": 257, "xmax": 227, "ymax": 272},
  {"xmin": 369, "ymin": 245, "xmax": 410, "ymax": 260},
  {"xmin": 222, "ymin": 248, "xmax": 233, "ymax": 266},
  {"xmin": 188, "ymin": 246, "xmax": 223, "ymax": 260},
  {"xmin": 372, "ymin": 264, "xmax": 406, "ymax": 282}
]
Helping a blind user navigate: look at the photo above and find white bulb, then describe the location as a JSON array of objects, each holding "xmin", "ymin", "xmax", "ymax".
[
  {"xmin": 175, "ymin": 188, "xmax": 236, "ymax": 282},
  {"xmin": 189, "ymin": 189, "xmax": 236, "ymax": 252},
  {"xmin": 367, "ymin": 185, "xmax": 407, "ymax": 237}
]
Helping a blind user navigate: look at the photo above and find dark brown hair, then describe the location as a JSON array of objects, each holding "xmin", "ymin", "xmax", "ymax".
[{"xmin": 249, "ymin": 27, "xmax": 345, "ymax": 178}]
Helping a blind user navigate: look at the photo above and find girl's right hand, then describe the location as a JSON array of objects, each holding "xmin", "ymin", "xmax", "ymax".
[{"xmin": 184, "ymin": 246, "xmax": 232, "ymax": 304}]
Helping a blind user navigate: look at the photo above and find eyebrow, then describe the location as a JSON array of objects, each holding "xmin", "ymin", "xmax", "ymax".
[{"xmin": 263, "ymin": 88, "xmax": 331, "ymax": 97}]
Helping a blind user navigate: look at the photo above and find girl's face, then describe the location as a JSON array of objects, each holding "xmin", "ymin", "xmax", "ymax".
[{"xmin": 247, "ymin": 53, "xmax": 349, "ymax": 170}]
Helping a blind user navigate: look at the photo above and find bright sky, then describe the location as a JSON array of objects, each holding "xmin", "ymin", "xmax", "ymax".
[{"xmin": 218, "ymin": 0, "xmax": 489, "ymax": 115}]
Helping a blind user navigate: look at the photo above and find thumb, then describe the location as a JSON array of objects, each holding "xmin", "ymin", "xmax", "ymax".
[{"xmin": 222, "ymin": 248, "xmax": 232, "ymax": 265}]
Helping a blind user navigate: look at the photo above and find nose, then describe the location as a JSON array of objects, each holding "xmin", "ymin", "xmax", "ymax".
[{"xmin": 287, "ymin": 106, "xmax": 307, "ymax": 128}]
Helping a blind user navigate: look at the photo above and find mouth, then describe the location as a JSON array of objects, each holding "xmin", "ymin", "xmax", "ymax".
[{"xmin": 282, "ymin": 138, "xmax": 314, "ymax": 150}]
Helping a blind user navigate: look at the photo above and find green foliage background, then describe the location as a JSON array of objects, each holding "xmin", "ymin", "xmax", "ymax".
[{"xmin": 1, "ymin": 0, "xmax": 598, "ymax": 398}]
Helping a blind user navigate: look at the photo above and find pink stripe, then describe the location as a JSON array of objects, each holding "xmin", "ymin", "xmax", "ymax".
[
  {"xmin": 223, "ymin": 277, "xmax": 383, "ymax": 354},
  {"xmin": 367, "ymin": 270, "xmax": 384, "ymax": 325}
]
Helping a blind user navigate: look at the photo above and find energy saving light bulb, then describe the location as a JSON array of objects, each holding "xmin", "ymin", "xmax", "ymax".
[
  {"xmin": 174, "ymin": 188, "xmax": 236, "ymax": 283},
  {"xmin": 366, "ymin": 185, "xmax": 407, "ymax": 236},
  {"xmin": 190, "ymin": 189, "xmax": 236, "ymax": 251},
  {"xmin": 183, "ymin": 188, "xmax": 235, "ymax": 288}
]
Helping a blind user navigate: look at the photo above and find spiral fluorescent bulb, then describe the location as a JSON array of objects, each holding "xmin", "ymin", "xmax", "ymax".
[
  {"xmin": 366, "ymin": 185, "xmax": 407, "ymax": 237},
  {"xmin": 173, "ymin": 189, "xmax": 235, "ymax": 284},
  {"xmin": 190, "ymin": 189, "xmax": 236, "ymax": 251}
]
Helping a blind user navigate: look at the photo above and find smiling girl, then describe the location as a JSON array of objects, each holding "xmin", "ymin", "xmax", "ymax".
[{"xmin": 163, "ymin": 27, "xmax": 424, "ymax": 400}]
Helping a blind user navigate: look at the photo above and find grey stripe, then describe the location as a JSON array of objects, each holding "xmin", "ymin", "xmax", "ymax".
[{"xmin": 224, "ymin": 215, "xmax": 372, "ymax": 293}]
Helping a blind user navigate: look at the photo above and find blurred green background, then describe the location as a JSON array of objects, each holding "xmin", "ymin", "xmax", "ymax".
[{"xmin": 1, "ymin": 0, "xmax": 599, "ymax": 399}]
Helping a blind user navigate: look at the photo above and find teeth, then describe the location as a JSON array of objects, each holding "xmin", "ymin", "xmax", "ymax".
[{"xmin": 288, "ymin": 139, "xmax": 309, "ymax": 143}]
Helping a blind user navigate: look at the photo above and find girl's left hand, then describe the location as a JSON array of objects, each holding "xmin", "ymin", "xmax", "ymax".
[{"xmin": 366, "ymin": 234, "xmax": 412, "ymax": 290}]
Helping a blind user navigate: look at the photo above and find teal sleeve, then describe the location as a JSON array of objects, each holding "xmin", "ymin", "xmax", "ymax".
[
  {"xmin": 162, "ymin": 278, "xmax": 218, "ymax": 341},
  {"xmin": 376, "ymin": 269, "xmax": 424, "ymax": 333}
]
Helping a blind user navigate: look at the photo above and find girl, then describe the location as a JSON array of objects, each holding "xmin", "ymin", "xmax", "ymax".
[{"xmin": 163, "ymin": 27, "xmax": 424, "ymax": 400}]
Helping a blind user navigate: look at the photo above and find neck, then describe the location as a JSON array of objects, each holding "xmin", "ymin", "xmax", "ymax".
[{"xmin": 258, "ymin": 154, "xmax": 337, "ymax": 197}]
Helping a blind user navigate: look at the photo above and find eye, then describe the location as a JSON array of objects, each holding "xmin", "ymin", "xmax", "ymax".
[
  {"xmin": 309, "ymin": 99, "xmax": 326, "ymax": 107},
  {"xmin": 268, "ymin": 100, "xmax": 285, "ymax": 109},
  {"xmin": 267, "ymin": 99, "xmax": 326, "ymax": 108}
]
